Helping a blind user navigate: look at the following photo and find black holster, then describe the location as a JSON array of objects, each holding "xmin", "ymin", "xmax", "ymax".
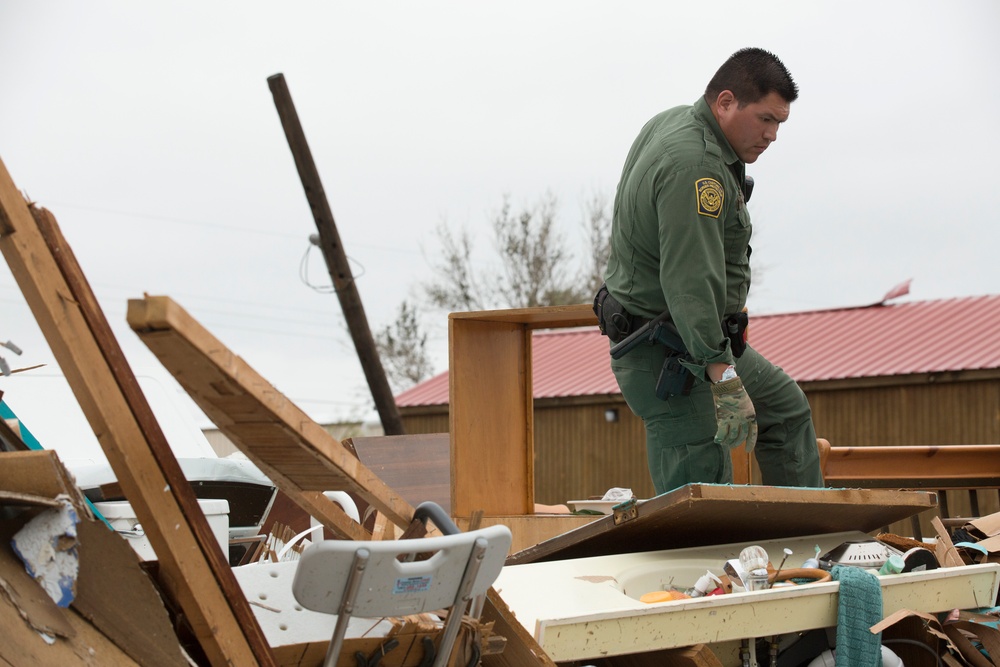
[
  {"xmin": 593, "ymin": 283, "xmax": 635, "ymax": 343},
  {"xmin": 595, "ymin": 284, "xmax": 694, "ymax": 398},
  {"xmin": 723, "ymin": 311, "xmax": 749, "ymax": 358},
  {"xmin": 656, "ymin": 350, "xmax": 696, "ymax": 399}
]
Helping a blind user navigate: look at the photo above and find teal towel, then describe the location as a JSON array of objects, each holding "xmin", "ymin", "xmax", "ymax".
[{"xmin": 831, "ymin": 565, "xmax": 883, "ymax": 667}]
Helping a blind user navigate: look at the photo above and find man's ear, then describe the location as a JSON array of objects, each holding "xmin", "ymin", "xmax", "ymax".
[{"xmin": 715, "ymin": 90, "xmax": 737, "ymax": 116}]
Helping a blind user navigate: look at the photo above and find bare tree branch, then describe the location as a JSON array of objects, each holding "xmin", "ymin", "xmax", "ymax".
[{"xmin": 374, "ymin": 300, "xmax": 433, "ymax": 392}]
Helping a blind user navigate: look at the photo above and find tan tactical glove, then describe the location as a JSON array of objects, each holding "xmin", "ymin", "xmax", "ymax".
[{"xmin": 710, "ymin": 377, "xmax": 758, "ymax": 452}]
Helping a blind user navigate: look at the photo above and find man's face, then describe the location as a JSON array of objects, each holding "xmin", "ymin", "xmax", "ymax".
[{"xmin": 715, "ymin": 91, "xmax": 790, "ymax": 164}]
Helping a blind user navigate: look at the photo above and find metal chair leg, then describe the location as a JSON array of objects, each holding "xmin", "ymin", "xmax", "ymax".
[
  {"xmin": 433, "ymin": 538, "xmax": 487, "ymax": 667},
  {"xmin": 324, "ymin": 548, "xmax": 371, "ymax": 667}
]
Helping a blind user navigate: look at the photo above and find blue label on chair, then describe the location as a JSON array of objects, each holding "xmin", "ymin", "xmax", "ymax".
[{"xmin": 394, "ymin": 576, "xmax": 432, "ymax": 594}]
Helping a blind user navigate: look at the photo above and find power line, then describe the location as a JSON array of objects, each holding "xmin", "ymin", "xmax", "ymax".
[{"xmin": 47, "ymin": 200, "xmax": 424, "ymax": 256}]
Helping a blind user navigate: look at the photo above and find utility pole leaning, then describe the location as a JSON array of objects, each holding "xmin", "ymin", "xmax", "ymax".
[{"xmin": 267, "ymin": 73, "xmax": 405, "ymax": 436}]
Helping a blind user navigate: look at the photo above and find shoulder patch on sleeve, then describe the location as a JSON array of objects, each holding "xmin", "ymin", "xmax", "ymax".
[{"xmin": 694, "ymin": 178, "xmax": 724, "ymax": 218}]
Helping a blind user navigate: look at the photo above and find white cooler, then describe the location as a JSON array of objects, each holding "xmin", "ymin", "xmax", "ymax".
[{"xmin": 94, "ymin": 498, "xmax": 230, "ymax": 561}]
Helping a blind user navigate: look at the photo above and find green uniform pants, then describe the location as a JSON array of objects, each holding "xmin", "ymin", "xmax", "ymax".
[{"xmin": 611, "ymin": 342, "xmax": 824, "ymax": 495}]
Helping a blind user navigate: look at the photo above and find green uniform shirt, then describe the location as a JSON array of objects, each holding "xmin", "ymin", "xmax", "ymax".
[{"xmin": 605, "ymin": 97, "xmax": 752, "ymax": 380}]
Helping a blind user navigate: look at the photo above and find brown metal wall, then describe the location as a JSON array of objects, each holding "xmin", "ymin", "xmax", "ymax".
[
  {"xmin": 531, "ymin": 400, "xmax": 655, "ymax": 505},
  {"xmin": 396, "ymin": 412, "xmax": 449, "ymax": 436},
  {"xmin": 806, "ymin": 377, "xmax": 1000, "ymax": 535},
  {"xmin": 807, "ymin": 378, "xmax": 1000, "ymax": 446},
  {"xmin": 399, "ymin": 399, "xmax": 654, "ymax": 506}
]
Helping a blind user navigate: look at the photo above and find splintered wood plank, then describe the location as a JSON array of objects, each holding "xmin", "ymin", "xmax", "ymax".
[
  {"xmin": 126, "ymin": 295, "xmax": 416, "ymax": 532},
  {"xmin": 480, "ymin": 588, "xmax": 557, "ymax": 667},
  {"xmin": 0, "ymin": 159, "xmax": 271, "ymax": 666}
]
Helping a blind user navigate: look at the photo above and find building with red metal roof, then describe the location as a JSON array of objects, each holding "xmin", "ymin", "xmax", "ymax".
[
  {"xmin": 394, "ymin": 292, "xmax": 1000, "ymax": 522},
  {"xmin": 396, "ymin": 293, "xmax": 1000, "ymax": 407}
]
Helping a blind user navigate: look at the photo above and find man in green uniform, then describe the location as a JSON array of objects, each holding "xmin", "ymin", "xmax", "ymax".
[{"xmin": 597, "ymin": 47, "xmax": 823, "ymax": 495}]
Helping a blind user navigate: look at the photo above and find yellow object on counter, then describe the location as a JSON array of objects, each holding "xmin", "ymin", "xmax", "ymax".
[{"xmin": 639, "ymin": 589, "xmax": 691, "ymax": 603}]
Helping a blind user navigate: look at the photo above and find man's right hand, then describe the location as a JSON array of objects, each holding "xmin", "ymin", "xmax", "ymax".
[{"xmin": 710, "ymin": 377, "xmax": 758, "ymax": 451}]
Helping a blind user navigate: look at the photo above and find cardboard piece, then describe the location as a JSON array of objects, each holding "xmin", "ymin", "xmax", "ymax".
[
  {"xmin": 74, "ymin": 518, "xmax": 189, "ymax": 667},
  {"xmin": 0, "ymin": 450, "xmax": 89, "ymax": 510},
  {"xmin": 969, "ymin": 512, "xmax": 1000, "ymax": 539},
  {"xmin": 932, "ymin": 516, "xmax": 967, "ymax": 568},
  {"xmin": 0, "ymin": 575, "xmax": 141, "ymax": 666},
  {"xmin": 960, "ymin": 511, "xmax": 1000, "ymax": 564},
  {"xmin": 0, "ymin": 449, "xmax": 187, "ymax": 665}
]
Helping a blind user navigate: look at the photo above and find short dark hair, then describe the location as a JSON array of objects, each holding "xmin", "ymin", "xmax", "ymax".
[{"xmin": 704, "ymin": 47, "xmax": 798, "ymax": 106}]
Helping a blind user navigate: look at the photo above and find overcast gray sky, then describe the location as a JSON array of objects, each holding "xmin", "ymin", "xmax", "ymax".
[{"xmin": 1, "ymin": 2, "xmax": 998, "ymax": 464}]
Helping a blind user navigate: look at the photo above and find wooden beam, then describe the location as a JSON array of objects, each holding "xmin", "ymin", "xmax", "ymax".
[
  {"xmin": 449, "ymin": 304, "xmax": 596, "ymax": 329},
  {"xmin": 126, "ymin": 295, "xmax": 417, "ymax": 532},
  {"xmin": 0, "ymin": 159, "xmax": 273, "ymax": 666},
  {"xmin": 824, "ymin": 445, "xmax": 1000, "ymax": 488}
]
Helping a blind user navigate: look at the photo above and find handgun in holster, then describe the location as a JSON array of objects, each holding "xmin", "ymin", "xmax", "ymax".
[
  {"xmin": 655, "ymin": 347, "xmax": 696, "ymax": 399},
  {"xmin": 723, "ymin": 311, "xmax": 749, "ymax": 358},
  {"xmin": 608, "ymin": 313, "xmax": 695, "ymax": 399}
]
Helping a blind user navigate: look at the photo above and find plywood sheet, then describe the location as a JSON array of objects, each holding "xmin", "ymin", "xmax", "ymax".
[
  {"xmin": 449, "ymin": 317, "xmax": 533, "ymax": 516},
  {"xmin": 507, "ymin": 484, "xmax": 938, "ymax": 564},
  {"xmin": 344, "ymin": 434, "xmax": 450, "ymax": 513}
]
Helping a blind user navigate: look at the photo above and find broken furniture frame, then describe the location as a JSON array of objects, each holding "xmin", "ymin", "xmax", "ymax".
[{"xmin": 447, "ymin": 305, "xmax": 754, "ymax": 549}]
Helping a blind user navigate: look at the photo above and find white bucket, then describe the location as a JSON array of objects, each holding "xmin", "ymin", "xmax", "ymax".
[{"xmin": 94, "ymin": 498, "xmax": 230, "ymax": 561}]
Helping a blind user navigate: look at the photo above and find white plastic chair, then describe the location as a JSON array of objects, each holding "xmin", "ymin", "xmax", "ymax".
[{"xmin": 291, "ymin": 502, "xmax": 512, "ymax": 667}]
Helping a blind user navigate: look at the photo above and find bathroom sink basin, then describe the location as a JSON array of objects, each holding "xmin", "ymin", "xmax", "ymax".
[{"xmin": 494, "ymin": 530, "xmax": 1000, "ymax": 662}]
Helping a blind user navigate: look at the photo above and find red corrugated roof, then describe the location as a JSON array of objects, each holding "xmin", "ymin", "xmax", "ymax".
[
  {"xmin": 395, "ymin": 294, "xmax": 1000, "ymax": 407},
  {"xmin": 751, "ymin": 294, "xmax": 1000, "ymax": 381},
  {"xmin": 395, "ymin": 370, "xmax": 451, "ymax": 407}
]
